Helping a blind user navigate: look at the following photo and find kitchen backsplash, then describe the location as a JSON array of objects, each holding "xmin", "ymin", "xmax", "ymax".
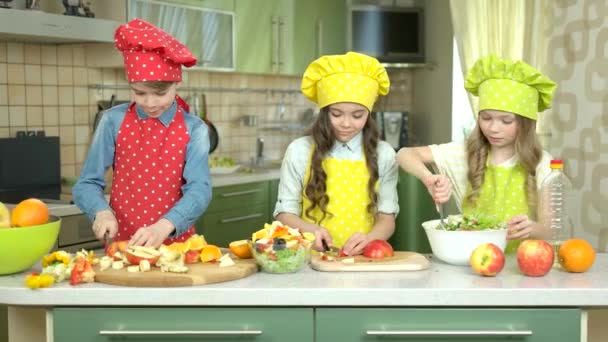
[{"xmin": 0, "ymin": 41, "xmax": 413, "ymax": 180}]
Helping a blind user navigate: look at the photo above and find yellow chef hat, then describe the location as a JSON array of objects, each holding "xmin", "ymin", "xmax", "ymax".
[
  {"xmin": 301, "ymin": 52, "xmax": 390, "ymax": 112},
  {"xmin": 464, "ymin": 55, "xmax": 557, "ymax": 120}
]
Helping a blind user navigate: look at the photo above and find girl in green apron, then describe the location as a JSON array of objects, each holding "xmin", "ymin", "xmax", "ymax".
[
  {"xmin": 396, "ymin": 55, "xmax": 557, "ymax": 253},
  {"xmin": 274, "ymin": 52, "xmax": 399, "ymax": 256}
]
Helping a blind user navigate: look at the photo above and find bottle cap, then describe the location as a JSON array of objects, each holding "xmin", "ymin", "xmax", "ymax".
[{"xmin": 550, "ymin": 159, "xmax": 564, "ymax": 169}]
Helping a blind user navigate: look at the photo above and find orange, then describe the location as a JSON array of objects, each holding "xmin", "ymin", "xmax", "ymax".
[
  {"xmin": 229, "ymin": 240, "xmax": 252, "ymax": 259},
  {"xmin": 11, "ymin": 198, "xmax": 49, "ymax": 227},
  {"xmin": 165, "ymin": 241, "xmax": 191, "ymax": 253},
  {"xmin": 558, "ymin": 239, "xmax": 595, "ymax": 273},
  {"xmin": 252, "ymin": 228, "xmax": 268, "ymax": 242},
  {"xmin": 187, "ymin": 235, "xmax": 207, "ymax": 251},
  {"xmin": 200, "ymin": 245, "xmax": 222, "ymax": 263}
]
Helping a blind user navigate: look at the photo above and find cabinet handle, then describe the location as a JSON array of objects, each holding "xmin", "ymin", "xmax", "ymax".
[
  {"xmin": 315, "ymin": 18, "xmax": 323, "ymax": 57},
  {"xmin": 271, "ymin": 15, "xmax": 279, "ymax": 72},
  {"xmin": 366, "ymin": 330, "xmax": 533, "ymax": 337},
  {"xmin": 220, "ymin": 213, "xmax": 263, "ymax": 223},
  {"xmin": 99, "ymin": 330, "xmax": 262, "ymax": 336},
  {"xmin": 220, "ymin": 189, "xmax": 261, "ymax": 197}
]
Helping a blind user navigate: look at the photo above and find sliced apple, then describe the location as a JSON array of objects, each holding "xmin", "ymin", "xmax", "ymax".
[
  {"xmin": 0, "ymin": 202, "xmax": 10, "ymax": 228},
  {"xmin": 125, "ymin": 246, "xmax": 161, "ymax": 266},
  {"xmin": 105, "ymin": 240, "xmax": 129, "ymax": 261}
]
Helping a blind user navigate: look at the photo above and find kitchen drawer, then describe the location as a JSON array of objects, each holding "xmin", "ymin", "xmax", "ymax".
[
  {"xmin": 316, "ymin": 308, "xmax": 581, "ymax": 342},
  {"xmin": 53, "ymin": 307, "xmax": 313, "ymax": 342},
  {"xmin": 207, "ymin": 181, "xmax": 269, "ymax": 213},
  {"xmin": 196, "ymin": 203, "xmax": 269, "ymax": 247}
]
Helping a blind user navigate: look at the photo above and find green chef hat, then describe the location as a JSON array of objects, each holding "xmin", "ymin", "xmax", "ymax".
[{"xmin": 464, "ymin": 55, "xmax": 557, "ymax": 120}]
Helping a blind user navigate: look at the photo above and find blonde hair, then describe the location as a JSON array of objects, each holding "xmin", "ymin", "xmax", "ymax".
[{"xmin": 465, "ymin": 114, "xmax": 542, "ymax": 218}]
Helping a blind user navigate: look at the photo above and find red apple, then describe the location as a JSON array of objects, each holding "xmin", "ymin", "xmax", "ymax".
[
  {"xmin": 125, "ymin": 246, "xmax": 161, "ymax": 266},
  {"xmin": 363, "ymin": 240, "xmax": 394, "ymax": 259},
  {"xmin": 184, "ymin": 250, "xmax": 201, "ymax": 264},
  {"xmin": 469, "ymin": 243, "xmax": 505, "ymax": 276},
  {"xmin": 517, "ymin": 240, "xmax": 554, "ymax": 277},
  {"xmin": 105, "ymin": 240, "xmax": 129, "ymax": 261}
]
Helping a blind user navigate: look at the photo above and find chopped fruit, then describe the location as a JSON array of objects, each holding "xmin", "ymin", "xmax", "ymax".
[
  {"xmin": 187, "ymin": 235, "xmax": 207, "ymax": 251},
  {"xmin": 11, "ymin": 198, "xmax": 49, "ymax": 227},
  {"xmin": 125, "ymin": 246, "xmax": 161, "ymax": 266},
  {"xmin": 341, "ymin": 258, "xmax": 355, "ymax": 264},
  {"xmin": 112, "ymin": 261, "xmax": 124, "ymax": 270},
  {"xmin": 251, "ymin": 220, "xmax": 311, "ymax": 273},
  {"xmin": 70, "ymin": 257, "xmax": 95, "ymax": 286},
  {"xmin": 165, "ymin": 241, "xmax": 191, "ymax": 253},
  {"xmin": 270, "ymin": 226, "xmax": 289, "ymax": 238},
  {"xmin": 99, "ymin": 257, "xmax": 113, "ymax": 271},
  {"xmin": 0, "ymin": 202, "xmax": 10, "ymax": 228},
  {"xmin": 219, "ymin": 254, "xmax": 235, "ymax": 267},
  {"xmin": 252, "ymin": 228, "xmax": 268, "ymax": 242},
  {"xmin": 42, "ymin": 251, "xmax": 71, "ymax": 267},
  {"xmin": 139, "ymin": 260, "xmax": 151, "ymax": 272},
  {"xmin": 105, "ymin": 241, "xmax": 129, "ymax": 261},
  {"xmin": 200, "ymin": 245, "xmax": 222, "ymax": 263},
  {"xmin": 184, "ymin": 250, "xmax": 201, "ymax": 264},
  {"xmin": 25, "ymin": 273, "xmax": 55, "ymax": 289},
  {"xmin": 302, "ymin": 232, "xmax": 315, "ymax": 241},
  {"xmin": 127, "ymin": 265, "xmax": 140, "ymax": 273},
  {"xmin": 229, "ymin": 240, "xmax": 253, "ymax": 259},
  {"xmin": 273, "ymin": 238, "xmax": 286, "ymax": 251}
]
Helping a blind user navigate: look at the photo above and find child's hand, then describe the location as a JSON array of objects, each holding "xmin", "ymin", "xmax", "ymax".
[
  {"xmin": 507, "ymin": 215, "xmax": 534, "ymax": 239},
  {"xmin": 92, "ymin": 210, "xmax": 118, "ymax": 240},
  {"xmin": 342, "ymin": 232, "xmax": 370, "ymax": 256},
  {"xmin": 313, "ymin": 226, "xmax": 333, "ymax": 252},
  {"xmin": 129, "ymin": 219, "xmax": 175, "ymax": 248},
  {"xmin": 423, "ymin": 174, "xmax": 452, "ymax": 204}
]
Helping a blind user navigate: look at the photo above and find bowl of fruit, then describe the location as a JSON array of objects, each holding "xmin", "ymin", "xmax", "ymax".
[{"xmin": 249, "ymin": 221, "xmax": 315, "ymax": 274}]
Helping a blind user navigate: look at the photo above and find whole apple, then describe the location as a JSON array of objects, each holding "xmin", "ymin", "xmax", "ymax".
[
  {"xmin": 363, "ymin": 240, "xmax": 394, "ymax": 259},
  {"xmin": 517, "ymin": 240, "xmax": 554, "ymax": 277},
  {"xmin": 470, "ymin": 243, "xmax": 505, "ymax": 276}
]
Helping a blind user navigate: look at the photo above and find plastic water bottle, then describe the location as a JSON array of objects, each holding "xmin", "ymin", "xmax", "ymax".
[{"xmin": 539, "ymin": 159, "xmax": 573, "ymax": 260}]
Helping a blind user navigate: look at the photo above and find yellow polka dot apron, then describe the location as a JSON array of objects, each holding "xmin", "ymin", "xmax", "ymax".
[
  {"xmin": 301, "ymin": 149, "xmax": 375, "ymax": 247},
  {"xmin": 462, "ymin": 162, "xmax": 530, "ymax": 254}
]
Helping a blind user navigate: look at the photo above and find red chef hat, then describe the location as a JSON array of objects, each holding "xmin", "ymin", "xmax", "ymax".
[{"xmin": 114, "ymin": 18, "xmax": 197, "ymax": 82}]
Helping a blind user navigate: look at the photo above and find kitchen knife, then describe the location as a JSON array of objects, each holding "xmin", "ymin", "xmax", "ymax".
[{"xmin": 321, "ymin": 240, "xmax": 340, "ymax": 257}]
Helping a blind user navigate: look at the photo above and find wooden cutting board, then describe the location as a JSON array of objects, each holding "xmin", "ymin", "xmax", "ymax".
[
  {"xmin": 94, "ymin": 257, "xmax": 257, "ymax": 287},
  {"xmin": 310, "ymin": 251, "xmax": 430, "ymax": 272}
]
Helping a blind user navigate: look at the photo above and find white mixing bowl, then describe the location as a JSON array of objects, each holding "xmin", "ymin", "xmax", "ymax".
[{"xmin": 422, "ymin": 219, "xmax": 508, "ymax": 266}]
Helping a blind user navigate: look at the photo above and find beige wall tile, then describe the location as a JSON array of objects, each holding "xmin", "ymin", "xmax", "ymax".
[
  {"xmin": 26, "ymin": 106, "xmax": 43, "ymax": 126},
  {"xmin": 7, "ymin": 64, "xmax": 25, "ymax": 84},
  {"xmin": 73, "ymin": 87, "xmax": 88, "ymax": 106},
  {"xmin": 74, "ymin": 106, "xmax": 89, "ymax": 125},
  {"xmin": 0, "ymin": 85, "xmax": 6, "ymax": 105},
  {"xmin": 73, "ymin": 67, "xmax": 88, "ymax": 86},
  {"xmin": 75, "ymin": 144, "xmax": 88, "ymax": 163},
  {"xmin": 72, "ymin": 46, "xmax": 85, "ymax": 66},
  {"xmin": 9, "ymin": 127, "xmax": 25, "ymax": 137},
  {"xmin": 41, "ymin": 65, "xmax": 58, "ymax": 85},
  {"xmin": 58, "ymin": 86, "xmax": 74, "ymax": 106},
  {"xmin": 88, "ymin": 89, "xmax": 102, "ymax": 105},
  {"xmin": 101, "ymin": 68, "xmax": 116, "ymax": 85},
  {"xmin": 74, "ymin": 125, "xmax": 89, "ymax": 144},
  {"xmin": 0, "ymin": 106, "xmax": 7, "ymax": 126},
  {"xmin": 24, "ymin": 44, "xmax": 41, "ymax": 65},
  {"xmin": 57, "ymin": 66, "xmax": 73, "ymax": 86},
  {"xmin": 25, "ymin": 85, "xmax": 42, "ymax": 105},
  {"xmin": 0, "ymin": 41, "xmax": 6, "ymax": 62},
  {"xmin": 6, "ymin": 43, "xmax": 24, "ymax": 63},
  {"xmin": 0, "ymin": 128, "xmax": 8, "ymax": 138},
  {"xmin": 60, "ymin": 164, "xmax": 76, "ymax": 178},
  {"xmin": 61, "ymin": 145, "xmax": 75, "ymax": 164},
  {"xmin": 9, "ymin": 106, "xmax": 26, "ymax": 126},
  {"xmin": 87, "ymin": 68, "xmax": 102, "ymax": 84},
  {"xmin": 59, "ymin": 126, "xmax": 75, "ymax": 144},
  {"xmin": 42, "ymin": 86, "xmax": 59, "ymax": 106},
  {"xmin": 41, "ymin": 45, "xmax": 57, "ymax": 65},
  {"xmin": 59, "ymin": 106, "xmax": 74, "ymax": 125},
  {"xmin": 8, "ymin": 85, "xmax": 26, "ymax": 105},
  {"xmin": 43, "ymin": 106, "xmax": 59, "ymax": 126},
  {"xmin": 0, "ymin": 63, "xmax": 6, "ymax": 83},
  {"xmin": 45, "ymin": 126, "xmax": 59, "ymax": 137},
  {"xmin": 57, "ymin": 46, "xmax": 73, "ymax": 66},
  {"xmin": 25, "ymin": 64, "xmax": 42, "ymax": 84}
]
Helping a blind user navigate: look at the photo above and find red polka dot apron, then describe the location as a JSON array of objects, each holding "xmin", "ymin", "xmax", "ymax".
[{"xmin": 110, "ymin": 100, "xmax": 194, "ymax": 244}]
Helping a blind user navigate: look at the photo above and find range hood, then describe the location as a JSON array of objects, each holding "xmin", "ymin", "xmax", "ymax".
[{"xmin": 0, "ymin": 9, "xmax": 119, "ymax": 43}]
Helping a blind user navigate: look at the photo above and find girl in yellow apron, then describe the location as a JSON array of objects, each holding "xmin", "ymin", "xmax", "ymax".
[
  {"xmin": 274, "ymin": 52, "xmax": 399, "ymax": 256},
  {"xmin": 396, "ymin": 55, "xmax": 557, "ymax": 253}
]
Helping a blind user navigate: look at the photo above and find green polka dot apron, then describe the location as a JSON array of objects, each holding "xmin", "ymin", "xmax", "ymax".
[
  {"xmin": 462, "ymin": 162, "xmax": 530, "ymax": 254},
  {"xmin": 301, "ymin": 149, "xmax": 375, "ymax": 247}
]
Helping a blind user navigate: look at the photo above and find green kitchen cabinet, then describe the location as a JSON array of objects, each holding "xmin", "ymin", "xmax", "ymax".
[
  {"xmin": 0, "ymin": 305, "xmax": 6, "ymax": 342},
  {"xmin": 53, "ymin": 307, "xmax": 313, "ymax": 342},
  {"xmin": 389, "ymin": 171, "xmax": 437, "ymax": 253},
  {"xmin": 235, "ymin": 0, "xmax": 294, "ymax": 75},
  {"xmin": 269, "ymin": 179, "xmax": 279, "ymax": 220},
  {"xmin": 293, "ymin": 0, "xmax": 346, "ymax": 75},
  {"xmin": 316, "ymin": 308, "xmax": 581, "ymax": 342},
  {"xmin": 196, "ymin": 181, "xmax": 273, "ymax": 247}
]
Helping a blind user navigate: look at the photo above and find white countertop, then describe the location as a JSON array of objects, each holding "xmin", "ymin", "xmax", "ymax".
[
  {"xmin": 1, "ymin": 255, "xmax": 607, "ymax": 308},
  {"xmin": 211, "ymin": 168, "xmax": 280, "ymax": 187}
]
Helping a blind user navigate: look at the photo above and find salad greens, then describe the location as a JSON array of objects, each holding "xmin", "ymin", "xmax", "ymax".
[
  {"xmin": 440, "ymin": 214, "xmax": 505, "ymax": 231},
  {"xmin": 253, "ymin": 247, "xmax": 308, "ymax": 273},
  {"xmin": 209, "ymin": 156, "xmax": 236, "ymax": 168}
]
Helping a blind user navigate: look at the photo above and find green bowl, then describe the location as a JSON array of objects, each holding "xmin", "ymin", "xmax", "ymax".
[{"xmin": 0, "ymin": 216, "xmax": 61, "ymax": 275}]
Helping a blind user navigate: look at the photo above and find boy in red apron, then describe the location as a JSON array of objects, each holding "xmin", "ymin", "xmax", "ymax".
[
  {"xmin": 397, "ymin": 55, "xmax": 557, "ymax": 253},
  {"xmin": 73, "ymin": 19, "xmax": 212, "ymax": 247},
  {"xmin": 274, "ymin": 52, "xmax": 399, "ymax": 256}
]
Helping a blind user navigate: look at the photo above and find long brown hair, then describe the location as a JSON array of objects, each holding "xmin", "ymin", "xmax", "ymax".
[
  {"xmin": 465, "ymin": 114, "xmax": 542, "ymax": 218},
  {"xmin": 304, "ymin": 107, "xmax": 380, "ymax": 224}
]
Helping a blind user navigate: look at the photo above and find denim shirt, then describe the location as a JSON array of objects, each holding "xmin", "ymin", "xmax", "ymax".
[{"xmin": 72, "ymin": 101, "xmax": 212, "ymax": 237}]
